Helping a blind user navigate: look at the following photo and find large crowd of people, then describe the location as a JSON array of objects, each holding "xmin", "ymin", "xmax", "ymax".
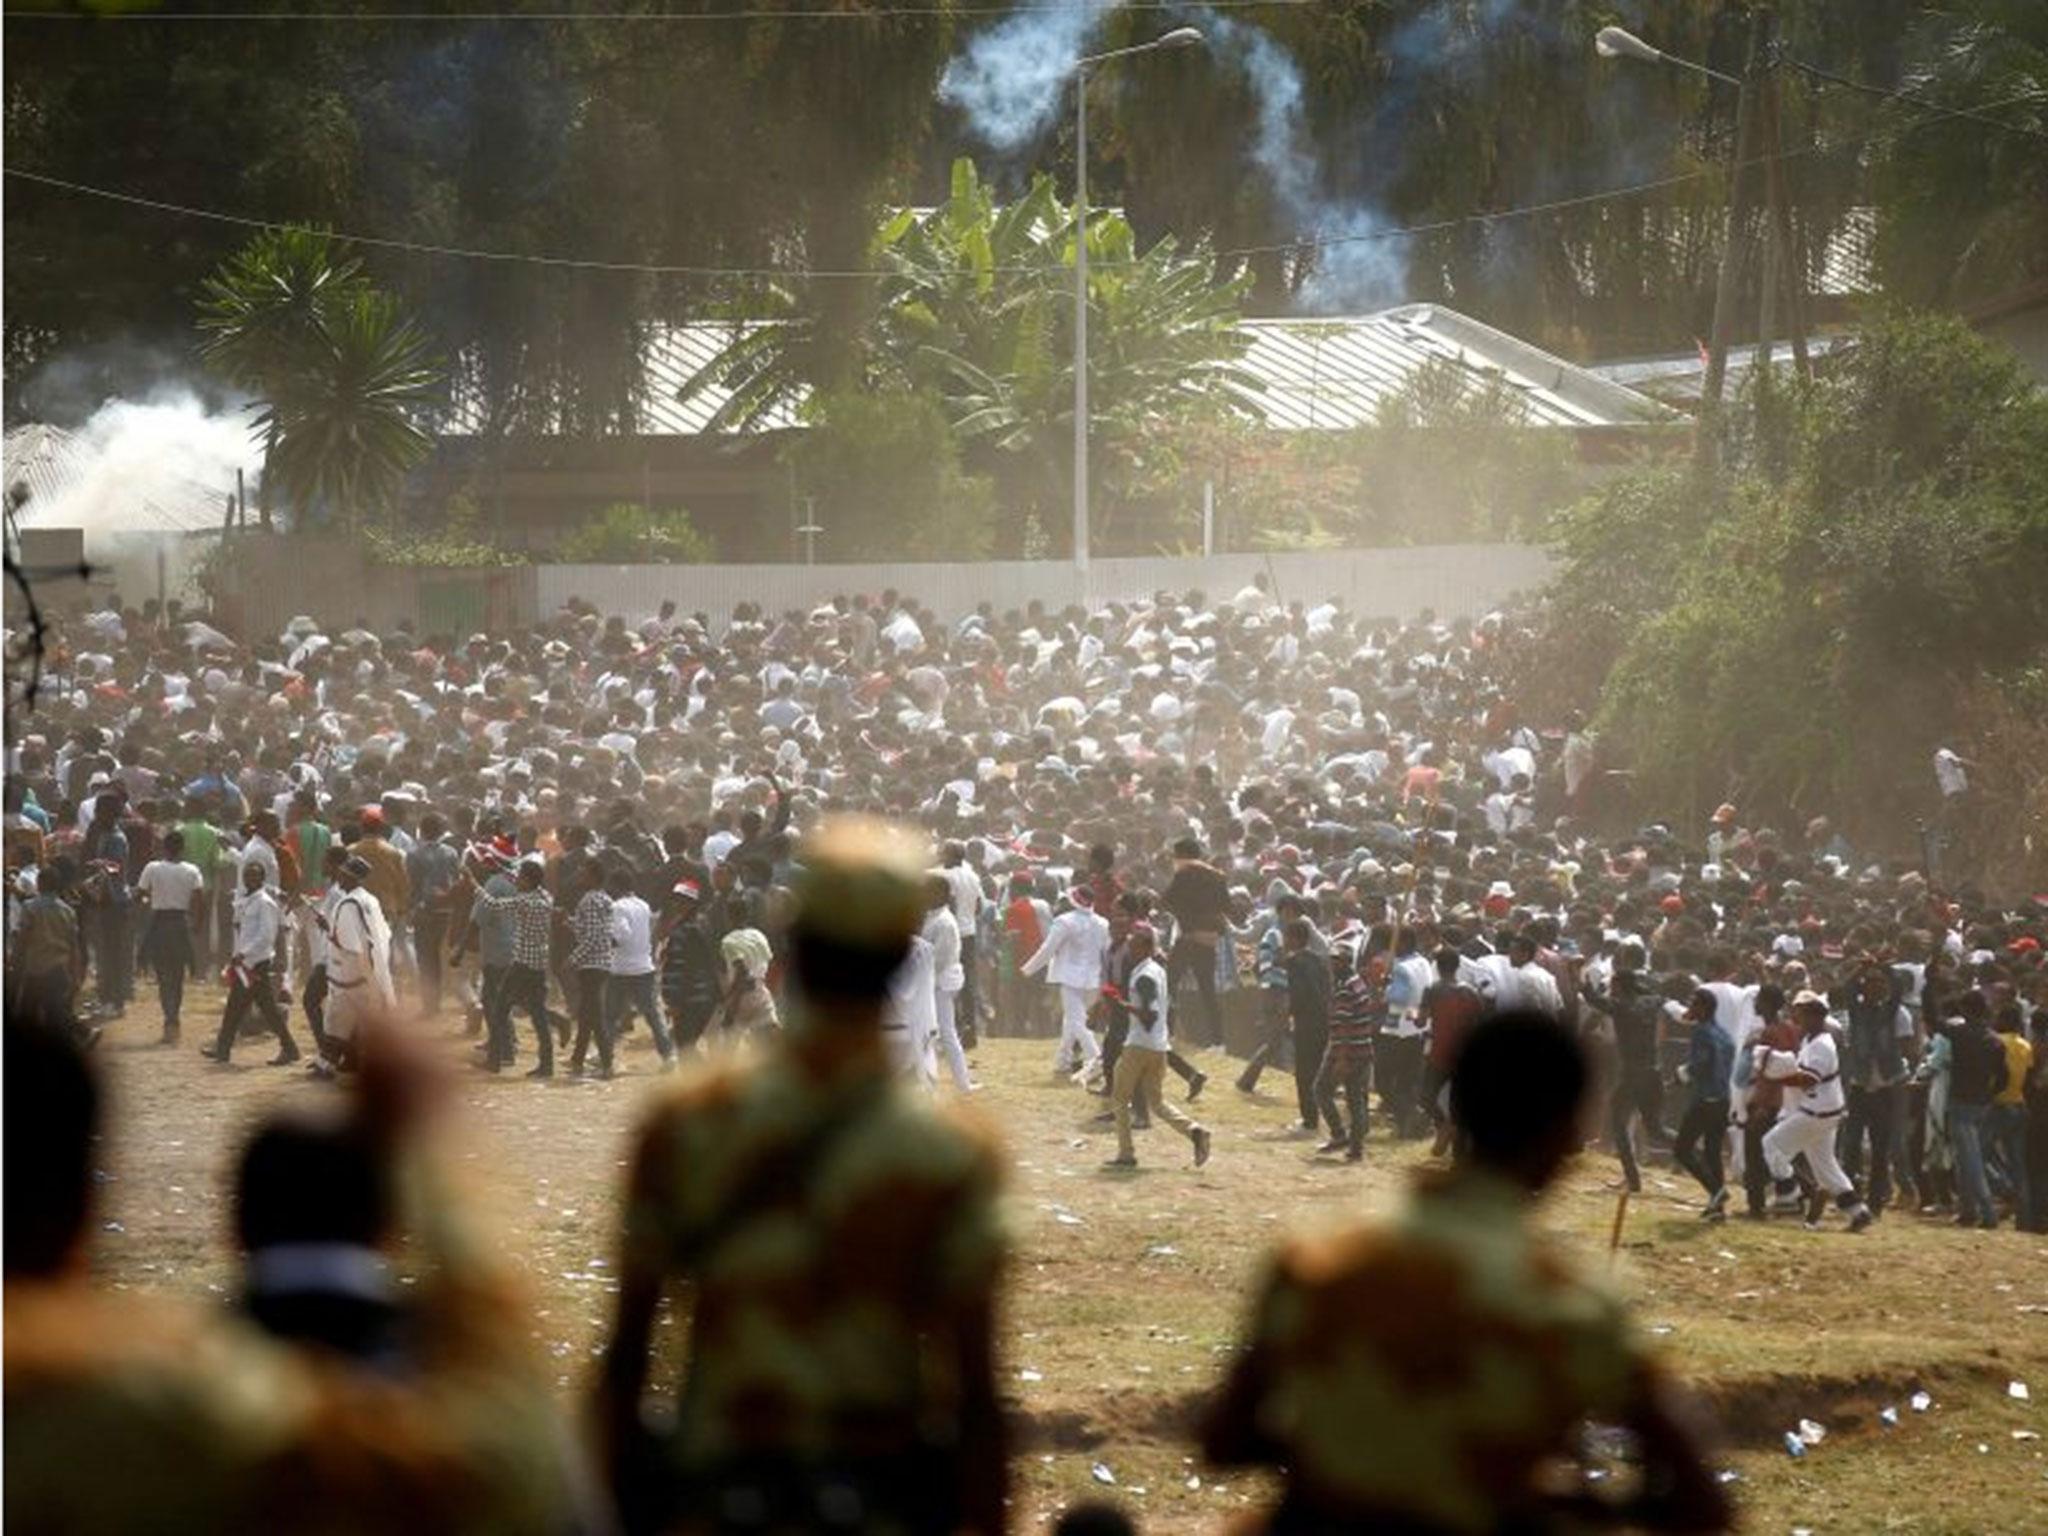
[
  {"xmin": 7, "ymin": 582, "xmax": 2044, "ymax": 1224},
  {"xmin": 7, "ymin": 573, "xmax": 2048, "ymax": 1534}
]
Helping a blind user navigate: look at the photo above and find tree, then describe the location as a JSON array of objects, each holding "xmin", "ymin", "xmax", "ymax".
[
  {"xmin": 683, "ymin": 158, "xmax": 1259, "ymax": 555},
  {"xmin": 1543, "ymin": 311, "xmax": 2048, "ymax": 843},
  {"xmin": 1347, "ymin": 356, "xmax": 1576, "ymax": 543},
  {"xmin": 200, "ymin": 228, "xmax": 442, "ymax": 529},
  {"xmin": 790, "ymin": 387, "xmax": 994, "ymax": 561},
  {"xmin": 554, "ymin": 503, "xmax": 714, "ymax": 564},
  {"xmin": 1868, "ymin": 0, "xmax": 2048, "ymax": 308}
]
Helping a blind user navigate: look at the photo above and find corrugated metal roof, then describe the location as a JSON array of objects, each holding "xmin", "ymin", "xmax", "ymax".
[
  {"xmin": 1241, "ymin": 306, "xmax": 1675, "ymax": 429},
  {"xmin": 440, "ymin": 302, "xmax": 1673, "ymax": 440},
  {"xmin": 3, "ymin": 423, "xmax": 230, "ymax": 535}
]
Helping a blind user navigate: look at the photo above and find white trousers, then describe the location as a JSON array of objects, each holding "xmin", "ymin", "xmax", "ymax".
[
  {"xmin": 1055, "ymin": 985, "xmax": 1101, "ymax": 1073},
  {"xmin": 1763, "ymin": 1109, "xmax": 1854, "ymax": 1196},
  {"xmin": 935, "ymin": 988, "xmax": 973, "ymax": 1092}
]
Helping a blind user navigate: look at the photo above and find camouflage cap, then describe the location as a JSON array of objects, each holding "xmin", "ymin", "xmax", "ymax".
[{"xmin": 794, "ymin": 815, "xmax": 933, "ymax": 948}]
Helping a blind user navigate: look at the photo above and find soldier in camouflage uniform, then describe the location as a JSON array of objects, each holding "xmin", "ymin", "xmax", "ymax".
[
  {"xmin": 597, "ymin": 816, "xmax": 1008, "ymax": 1536},
  {"xmin": 1204, "ymin": 1010, "xmax": 1731, "ymax": 1536}
]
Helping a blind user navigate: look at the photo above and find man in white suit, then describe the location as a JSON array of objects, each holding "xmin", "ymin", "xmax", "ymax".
[{"xmin": 1021, "ymin": 886, "xmax": 1111, "ymax": 1082}]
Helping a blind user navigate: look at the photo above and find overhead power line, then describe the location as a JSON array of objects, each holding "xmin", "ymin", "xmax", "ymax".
[
  {"xmin": 1787, "ymin": 58, "xmax": 2048, "ymax": 143},
  {"xmin": 8, "ymin": 85, "xmax": 2042, "ymax": 280},
  {"xmin": 4, "ymin": 1, "xmax": 1314, "ymax": 21}
]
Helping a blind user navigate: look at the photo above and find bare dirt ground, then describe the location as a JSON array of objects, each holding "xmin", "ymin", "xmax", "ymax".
[{"xmin": 84, "ymin": 986, "xmax": 2048, "ymax": 1532}]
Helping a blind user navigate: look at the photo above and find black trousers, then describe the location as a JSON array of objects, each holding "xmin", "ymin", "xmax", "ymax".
[
  {"xmin": 1609, "ymin": 1062, "xmax": 1664, "ymax": 1192},
  {"xmin": 1672, "ymin": 1098, "xmax": 1727, "ymax": 1199},
  {"xmin": 1742, "ymin": 1108, "xmax": 1780, "ymax": 1215},
  {"xmin": 141, "ymin": 910, "xmax": 193, "ymax": 1030},
  {"xmin": 572, "ymin": 968, "xmax": 615, "ymax": 1073},
  {"xmin": 1236, "ymin": 992, "xmax": 1293, "ymax": 1091},
  {"xmin": 1841, "ymin": 1083, "xmax": 1901, "ymax": 1212},
  {"xmin": 413, "ymin": 908, "xmax": 451, "ymax": 1015},
  {"xmin": 1314, "ymin": 1046, "xmax": 1372, "ymax": 1153},
  {"xmin": 215, "ymin": 961, "xmax": 295, "ymax": 1061},
  {"xmin": 957, "ymin": 935, "xmax": 980, "ymax": 1047},
  {"xmin": 1166, "ymin": 937, "xmax": 1223, "ymax": 1047},
  {"xmin": 1293, "ymin": 1016, "xmax": 1329, "ymax": 1131},
  {"xmin": 1376, "ymin": 1035, "xmax": 1427, "ymax": 1138},
  {"xmin": 501, "ymin": 964, "xmax": 556, "ymax": 1072},
  {"xmin": 302, "ymin": 963, "xmax": 330, "ymax": 1055}
]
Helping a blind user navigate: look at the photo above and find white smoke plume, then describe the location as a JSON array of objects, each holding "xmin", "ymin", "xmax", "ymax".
[
  {"xmin": 938, "ymin": 1, "xmax": 1405, "ymax": 310},
  {"xmin": 937, "ymin": 0, "xmax": 1112, "ymax": 151},
  {"xmin": 1193, "ymin": 8, "xmax": 1405, "ymax": 312},
  {"xmin": 12, "ymin": 390, "xmax": 263, "ymax": 538}
]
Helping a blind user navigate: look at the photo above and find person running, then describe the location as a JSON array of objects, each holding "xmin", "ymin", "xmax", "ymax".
[
  {"xmin": 605, "ymin": 866, "xmax": 677, "ymax": 1070},
  {"xmin": 1313, "ymin": 937, "xmax": 1375, "ymax": 1162},
  {"xmin": 1204, "ymin": 1011, "xmax": 1731, "ymax": 1535},
  {"xmin": 134, "ymin": 829, "xmax": 204, "ymax": 1043},
  {"xmin": 1101, "ymin": 925, "xmax": 1212, "ymax": 1172},
  {"xmin": 567, "ymin": 862, "xmax": 617, "ymax": 1079},
  {"xmin": 1672, "ymin": 989, "xmax": 1734, "ymax": 1221},
  {"xmin": 205, "ymin": 860, "xmax": 298, "ymax": 1067},
  {"xmin": 1754, "ymin": 991, "xmax": 1876, "ymax": 1232},
  {"xmin": 464, "ymin": 859, "xmax": 559, "ymax": 1080},
  {"xmin": 1021, "ymin": 887, "xmax": 1111, "ymax": 1084}
]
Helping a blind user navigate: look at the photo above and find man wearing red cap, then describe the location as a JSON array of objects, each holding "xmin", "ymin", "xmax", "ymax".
[{"xmin": 1021, "ymin": 886, "xmax": 1111, "ymax": 1082}]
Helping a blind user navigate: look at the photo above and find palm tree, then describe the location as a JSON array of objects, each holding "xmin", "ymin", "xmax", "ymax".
[
  {"xmin": 681, "ymin": 158, "xmax": 1260, "ymax": 548},
  {"xmin": 198, "ymin": 228, "xmax": 442, "ymax": 529},
  {"xmin": 259, "ymin": 288, "xmax": 443, "ymax": 526}
]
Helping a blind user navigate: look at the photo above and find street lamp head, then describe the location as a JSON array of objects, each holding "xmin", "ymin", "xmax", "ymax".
[
  {"xmin": 1154, "ymin": 26, "xmax": 1205, "ymax": 50},
  {"xmin": 1595, "ymin": 25, "xmax": 1663, "ymax": 67}
]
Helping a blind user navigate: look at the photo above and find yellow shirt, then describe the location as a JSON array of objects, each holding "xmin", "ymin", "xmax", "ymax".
[{"xmin": 1995, "ymin": 1032, "xmax": 2032, "ymax": 1106}]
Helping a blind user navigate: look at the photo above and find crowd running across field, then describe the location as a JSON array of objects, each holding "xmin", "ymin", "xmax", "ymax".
[{"xmin": 6, "ymin": 580, "xmax": 2048, "ymax": 1535}]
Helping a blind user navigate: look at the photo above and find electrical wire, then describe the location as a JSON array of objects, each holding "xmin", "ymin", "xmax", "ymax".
[
  {"xmin": 1788, "ymin": 58, "xmax": 2048, "ymax": 143},
  {"xmin": 8, "ymin": 85, "xmax": 2043, "ymax": 279},
  {"xmin": 4, "ymin": 1, "xmax": 1313, "ymax": 21}
]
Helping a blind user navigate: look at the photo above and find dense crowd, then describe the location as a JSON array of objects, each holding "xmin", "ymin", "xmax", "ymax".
[
  {"xmin": 5, "ymin": 576, "xmax": 2047, "ymax": 1534},
  {"xmin": 6, "ymin": 581, "xmax": 2044, "ymax": 1229}
]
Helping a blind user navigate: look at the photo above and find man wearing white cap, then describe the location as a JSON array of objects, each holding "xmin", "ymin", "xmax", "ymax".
[
  {"xmin": 1754, "ymin": 991, "xmax": 1875, "ymax": 1231},
  {"xmin": 1021, "ymin": 886, "xmax": 1110, "ymax": 1082}
]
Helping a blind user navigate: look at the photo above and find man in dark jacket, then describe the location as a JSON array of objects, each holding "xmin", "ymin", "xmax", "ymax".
[
  {"xmin": 659, "ymin": 880, "xmax": 722, "ymax": 1052},
  {"xmin": 1162, "ymin": 837, "xmax": 1231, "ymax": 1048},
  {"xmin": 1946, "ymin": 995, "xmax": 2010, "ymax": 1229}
]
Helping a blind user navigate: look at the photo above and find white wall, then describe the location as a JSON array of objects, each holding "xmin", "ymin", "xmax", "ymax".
[{"xmin": 536, "ymin": 544, "xmax": 1556, "ymax": 626}]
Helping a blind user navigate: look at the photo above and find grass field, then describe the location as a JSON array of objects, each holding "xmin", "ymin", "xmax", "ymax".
[{"xmin": 82, "ymin": 991, "xmax": 2047, "ymax": 1532}]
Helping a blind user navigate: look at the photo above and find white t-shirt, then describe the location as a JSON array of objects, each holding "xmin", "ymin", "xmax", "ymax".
[
  {"xmin": 1124, "ymin": 955, "xmax": 1172, "ymax": 1052},
  {"xmin": 608, "ymin": 894, "xmax": 655, "ymax": 976},
  {"xmin": 1933, "ymin": 748, "xmax": 1968, "ymax": 797},
  {"xmin": 137, "ymin": 859, "xmax": 205, "ymax": 912}
]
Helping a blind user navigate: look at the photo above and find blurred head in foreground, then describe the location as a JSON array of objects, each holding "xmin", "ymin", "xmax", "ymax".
[
  {"xmin": 788, "ymin": 815, "xmax": 932, "ymax": 1012},
  {"xmin": 1449, "ymin": 1008, "xmax": 1590, "ymax": 1192},
  {"xmin": 5, "ymin": 1018, "xmax": 99, "ymax": 1279}
]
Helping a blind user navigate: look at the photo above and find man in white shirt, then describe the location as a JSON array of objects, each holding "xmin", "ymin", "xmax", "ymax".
[
  {"xmin": 203, "ymin": 860, "xmax": 298, "ymax": 1066},
  {"xmin": 134, "ymin": 829, "xmax": 204, "ymax": 1042},
  {"xmin": 1021, "ymin": 888, "xmax": 1111, "ymax": 1081},
  {"xmin": 1500, "ymin": 934, "xmax": 1563, "ymax": 1017},
  {"xmin": 938, "ymin": 842, "xmax": 986, "ymax": 1046},
  {"xmin": 883, "ymin": 931, "xmax": 939, "ymax": 1086},
  {"xmin": 923, "ymin": 878, "xmax": 974, "ymax": 1093},
  {"xmin": 316, "ymin": 854, "xmax": 393, "ymax": 1074},
  {"xmin": 1104, "ymin": 926, "xmax": 1210, "ymax": 1169},
  {"xmin": 1756, "ymin": 991, "xmax": 1875, "ymax": 1231},
  {"xmin": 604, "ymin": 867, "xmax": 677, "ymax": 1069}
]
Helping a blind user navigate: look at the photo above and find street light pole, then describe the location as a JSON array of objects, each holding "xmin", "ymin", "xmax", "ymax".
[
  {"xmin": 1074, "ymin": 60, "xmax": 1091, "ymax": 579},
  {"xmin": 1595, "ymin": 23, "xmax": 1756, "ymax": 474},
  {"xmin": 1070, "ymin": 27, "xmax": 1202, "ymax": 582}
]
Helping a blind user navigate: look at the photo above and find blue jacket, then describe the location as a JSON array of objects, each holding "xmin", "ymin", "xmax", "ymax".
[{"xmin": 1687, "ymin": 1019, "xmax": 1734, "ymax": 1106}]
